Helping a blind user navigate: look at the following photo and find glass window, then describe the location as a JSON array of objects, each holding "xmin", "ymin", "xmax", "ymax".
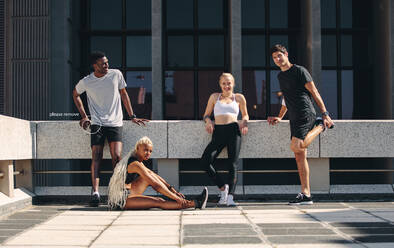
[
  {"xmin": 269, "ymin": 0, "xmax": 288, "ymax": 28},
  {"xmin": 341, "ymin": 70, "xmax": 353, "ymax": 119},
  {"xmin": 91, "ymin": 36, "xmax": 122, "ymax": 68},
  {"xmin": 198, "ymin": 71, "xmax": 222, "ymax": 117},
  {"xmin": 322, "ymin": 35, "xmax": 337, "ymax": 67},
  {"xmin": 167, "ymin": 36, "xmax": 194, "ymax": 67},
  {"xmin": 126, "ymin": 0, "xmax": 151, "ymax": 29},
  {"xmin": 321, "ymin": 70, "xmax": 338, "ymax": 118},
  {"xmin": 164, "ymin": 71, "xmax": 195, "ymax": 119},
  {"xmin": 198, "ymin": 0, "xmax": 223, "ymax": 29},
  {"xmin": 242, "ymin": 0, "xmax": 265, "ymax": 29},
  {"xmin": 91, "ymin": 0, "xmax": 122, "ymax": 30},
  {"xmin": 341, "ymin": 35, "xmax": 352, "ymax": 66},
  {"xmin": 198, "ymin": 36, "xmax": 224, "ymax": 67},
  {"xmin": 243, "ymin": 70, "xmax": 267, "ymax": 119},
  {"xmin": 166, "ymin": 0, "xmax": 193, "ymax": 29},
  {"xmin": 321, "ymin": 0, "xmax": 336, "ymax": 28},
  {"xmin": 242, "ymin": 35, "xmax": 265, "ymax": 67},
  {"xmin": 270, "ymin": 70, "xmax": 283, "ymax": 115},
  {"xmin": 125, "ymin": 71, "xmax": 152, "ymax": 119},
  {"xmin": 127, "ymin": 36, "xmax": 152, "ymax": 67},
  {"xmin": 340, "ymin": 0, "xmax": 353, "ymax": 28}
]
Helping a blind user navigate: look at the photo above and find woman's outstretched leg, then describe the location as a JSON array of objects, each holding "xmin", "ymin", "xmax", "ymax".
[{"xmin": 124, "ymin": 195, "xmax": 195, "ymax": 210}]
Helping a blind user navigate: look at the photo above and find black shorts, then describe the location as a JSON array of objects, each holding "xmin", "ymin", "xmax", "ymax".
[
  {"xmin": 90, "ymin": 125, "xmax": 123, "ymax": 146},
  {"xmin": 290, "ymin": 113, "xmax": 316, "ymax": 140}
]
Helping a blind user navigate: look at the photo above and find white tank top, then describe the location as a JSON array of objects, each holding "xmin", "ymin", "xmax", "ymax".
[{"xmin": 214, "ymin": 94, "xmax": 239, "ymax": 117}]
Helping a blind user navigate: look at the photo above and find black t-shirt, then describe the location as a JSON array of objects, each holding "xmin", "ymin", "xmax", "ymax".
[
  {"xmin": 125, "ymin": 156, "xmax": 139, "ymax": 184},
  {"xmin": 278, "ymin": 64, "xmax": 316, "ymax": 120}
]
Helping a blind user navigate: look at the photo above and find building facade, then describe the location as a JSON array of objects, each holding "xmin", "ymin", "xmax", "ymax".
[{"xmin": 0, "ymin": 0, "xmax": 393, "ymax": 188}]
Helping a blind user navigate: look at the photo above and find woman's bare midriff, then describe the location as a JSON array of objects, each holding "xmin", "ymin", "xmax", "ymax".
[{"xmin": 214, "ymin": 114, "xmax": 238, "ymax": 125}]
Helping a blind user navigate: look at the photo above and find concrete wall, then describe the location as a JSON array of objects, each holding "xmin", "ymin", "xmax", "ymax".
[
  {"xmin": 2, "ymin": 118, "xmax": 394, "ymax": 160},
  {"xmin": 36, "ymin": 121, "xmax": 167, "ymax": 159},
  {"xmin": 0, "ymin": 115, "xmax": 35, "ymax": 160}
]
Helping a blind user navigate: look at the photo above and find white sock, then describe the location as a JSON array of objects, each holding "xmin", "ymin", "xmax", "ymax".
[{"xmin": 93, "ymin": 191, "xmax": 100, "ymax": 196}]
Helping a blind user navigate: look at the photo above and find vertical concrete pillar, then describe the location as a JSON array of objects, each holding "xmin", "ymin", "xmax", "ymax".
[
  {"xmin": 230, "ymin": 0, "xmax": 242, "ymax": 92},
  {"xmin": 300, "ymin": 0, "xmax": 321, "ymax": 86},
  {"xmin": 157, "ymin": 159, "xmax": 179, "ymax": 190},
  {"xmin": 0, "ymin": 160, "xmax": 14, "ymax": 197},
  {"xmin": 15, "ymin": 160, "xmax": 33, "ymax": 192},
  {"xmin": 151, "ymin": 0, "xmax": 163, "ymax": 120},
  {"xmin": 230, "ymin": 0, "xmax": 243, "ymax": 186},
  {"xmin": 309, "ymin": 158, "xmax": 330, "ymax": 193}
]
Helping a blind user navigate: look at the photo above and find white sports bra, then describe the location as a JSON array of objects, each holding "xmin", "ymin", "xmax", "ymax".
[{"xmin": 214, "ymin": 94, "xmax": 239, "ymax": 117}]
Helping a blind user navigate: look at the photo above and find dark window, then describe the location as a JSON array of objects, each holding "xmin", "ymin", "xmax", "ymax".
[
  {"xmin": 126, "ymin": 0, "xmax": 151, "ymax": 29},
  {"xmin": 167, "ymin": 36, "xmax": 194, "ymax": 67},
  {"xmin": 242, "ymin": 0, "xmax": 300, "ymax": 119},
  {"xmin": 164, "ymin": 0, "xmax": 228, "ymax": 120},
  {"xmin": 321, "ymin": 0, "xmax": 370, "ymax": 119},
  {"xmin": 91, "ymin": 0, "xmax": 122, "ymax": 30},
  {"xmin": 166, "ymin": 0, "xmax": 193, "ymax": 29}
]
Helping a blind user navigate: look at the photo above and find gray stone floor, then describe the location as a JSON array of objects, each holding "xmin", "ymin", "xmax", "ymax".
[{"xmin": 0, "ymin": 201, "xmax": 393, "ymax": 247}]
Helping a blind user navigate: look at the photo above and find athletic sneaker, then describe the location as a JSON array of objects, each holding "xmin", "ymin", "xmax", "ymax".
[
  {"xmin": 315, "ymin": 117, "xmax": 325, "ymax": 131},
  {"xmin": 89, "ymin": 192, "xmax": 100, "ymax": 207},
  {"xmin": 218, "ymin": 184, "xmax": 229, "ymax": 205},
  {"xmin": 289, "ymin": 193, "xmax": 313, "ymax": 205},
  {"xmin": 195, "ymin": 187, "xmax": 209, "ymax": 209},
  {"xmin": 226, "ymin": 194, "xmax": 236, "ymax": 206}
]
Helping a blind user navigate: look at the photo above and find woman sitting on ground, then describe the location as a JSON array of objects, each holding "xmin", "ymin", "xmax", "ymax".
[{"xmin": 108, "ymin": 136, "xmax": 208, "ymax": 210}]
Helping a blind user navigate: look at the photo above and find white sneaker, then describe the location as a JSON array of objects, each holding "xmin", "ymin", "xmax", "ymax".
[
  {"xmin": 226, "ymin": 194, "xmax": 236, "ymax": 206},
  {"xmin": 218, "ymin": 184, "xmax": 229, "ymax": 205}
]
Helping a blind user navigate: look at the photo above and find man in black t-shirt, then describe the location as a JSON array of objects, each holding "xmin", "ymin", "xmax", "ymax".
[{"xmin": 268, "ymin": 44, "xmax": 334, "ymax": 205}]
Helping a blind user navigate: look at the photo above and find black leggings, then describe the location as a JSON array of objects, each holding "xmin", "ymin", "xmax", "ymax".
[{"xmin": 201, "ymin": 122, "xmax": 241, "ymax": 195}]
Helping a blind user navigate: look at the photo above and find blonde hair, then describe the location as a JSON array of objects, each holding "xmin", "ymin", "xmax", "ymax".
[
  {"xmin": 107, "ymin": 136, "xmax": 153, "ymax": 210},
  {"xmin": 219, "ymin": 73, "xmax": 235, "ymax": 83},
  {"xmin": 132, "ymin": 136, "xmax": 153, "ymax": 156}
]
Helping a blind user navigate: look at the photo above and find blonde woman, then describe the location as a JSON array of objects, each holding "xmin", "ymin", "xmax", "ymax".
[
  {"xmin": 201, "ymin": 73, "xmax": 249, "ymax": 206},
  {"xmin": 108, "ymin": 136, "xmax": 208, "ymax": 210}
]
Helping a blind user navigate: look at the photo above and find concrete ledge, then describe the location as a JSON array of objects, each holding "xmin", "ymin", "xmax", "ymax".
[
  {"xmin": 0, "ymin": 188, "xmax": 34, "ymax": 217},
  {"xmin": 34, "ymin": 186, "xmax": 158, "ymax": 196},
  {"xmin": 36, "ymin": 121, "xmax": 167, "ymax": 159},
  {"xmin": 321, "ymin": 120, "xmax": 394, "ymax": 157},
  {"xmin": 330, "ymin": 184, "xmax": 394, "ymax": 194},
  {"xmin": 0, "ymin": 115, "xmax": 36, "ymax": 160},
  {"xmin": 168, "ymin": 120, "xmax": 319, "ymax": 159}
]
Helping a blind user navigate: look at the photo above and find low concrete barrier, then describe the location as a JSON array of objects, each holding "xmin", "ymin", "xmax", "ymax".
[
  {"xmin": 1, "ymin": 114, "xmax": 393, "ymax": 200},
  {"xmin": 36, "ymin": 121, "xmax": 168, "ymax": 159}
]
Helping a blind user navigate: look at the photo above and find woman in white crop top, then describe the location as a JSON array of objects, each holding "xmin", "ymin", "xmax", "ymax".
[{"xmin": 200, "ymin": 73, "xmax": 249, "ymax": 206}]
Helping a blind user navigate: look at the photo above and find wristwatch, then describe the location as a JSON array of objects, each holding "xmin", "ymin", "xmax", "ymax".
[
  {"xmin": 130, "ymin": 114, "xmax": 137, "ymax": 119},
  {"xmin": 322, "ymin": 111, "xmax": 330, "ymax": 117}
]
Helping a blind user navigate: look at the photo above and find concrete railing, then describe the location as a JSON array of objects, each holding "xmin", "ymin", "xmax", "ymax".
[{"xmin": 1, "ymin": 114, "xmax": 394, "ymax": 198}]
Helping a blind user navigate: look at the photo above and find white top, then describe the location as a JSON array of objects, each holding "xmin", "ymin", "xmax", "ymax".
[
  {"xmin": 213, "ymin": 94, "xmax": 239, "ymax": 118},
  {"xmin": 75, "ymin": 69, "xmax": 127, "ymax": 127}
]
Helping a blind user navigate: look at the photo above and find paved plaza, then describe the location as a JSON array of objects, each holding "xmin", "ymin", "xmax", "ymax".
[{"xmin": 0, "ymin": 201, "xmax": 394, "ymax": 248}]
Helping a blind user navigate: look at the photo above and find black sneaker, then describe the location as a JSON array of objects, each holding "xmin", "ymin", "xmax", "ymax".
[
  {"xmin": 89, "ymin": 193, "xmax": 100, "ymax": 207},
  {"xmin": 289, "ymin": 193, "xmax": 313, "ymax": 205},
  {"xmin": 315, "ymin": 117, "xmax": 326, "ymax": 131},
  {"xmin": 194, "ymin": 187, "xmax": 208, "ymax": 209}
]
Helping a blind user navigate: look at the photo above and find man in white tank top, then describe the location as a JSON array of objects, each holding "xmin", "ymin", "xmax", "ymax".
[{"xmin": 73, "ymin": 51, "xmax": 148, "ymax": 207}]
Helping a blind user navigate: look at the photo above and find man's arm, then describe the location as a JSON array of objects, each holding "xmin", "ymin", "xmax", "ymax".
[
  {"xmin": 119, "ymin": 88, "xmax": 149, "ymax": 125},
  {"xmin": 119, "ymin": 88, "xmax": 134, "ymax": 118},
  {"xmin": 72, "ymin": 89, "xmax": 90, "ymax": 129},
  {"xmin": 305, "ymin": 81, "xmax": 334, "ymax": 128},
  {"xmin": 267, "ymin": 105, "xmax": 287, "ymax": 125}
]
